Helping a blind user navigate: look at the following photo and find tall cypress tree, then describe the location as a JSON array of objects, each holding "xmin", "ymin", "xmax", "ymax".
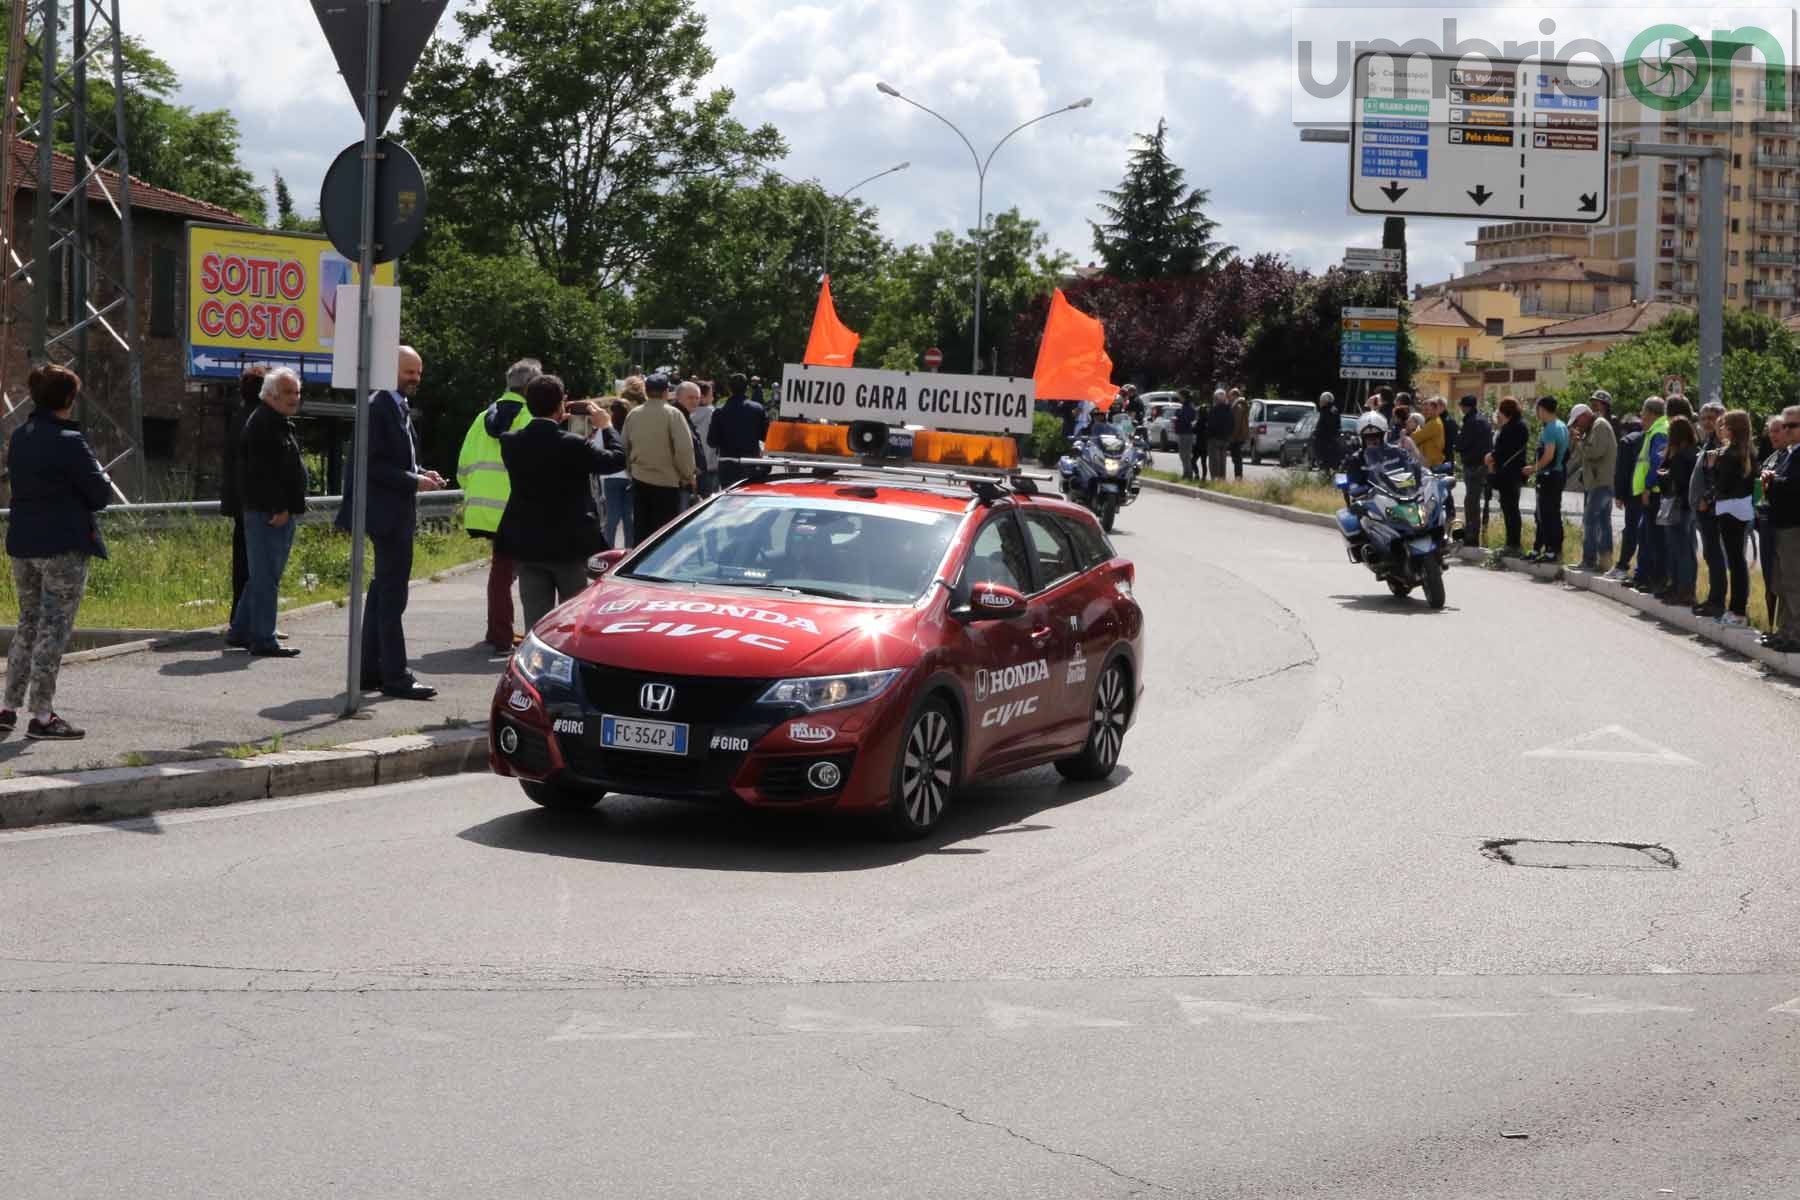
[{"xmin": 1091, "ymin": 119, "xmax": 1234, "ymax": 281}]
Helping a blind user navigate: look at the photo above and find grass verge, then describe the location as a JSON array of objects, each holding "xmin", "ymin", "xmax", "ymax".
[{"xmin": 0, "ymin": 517, "xmax": 480, "ymax": 632}]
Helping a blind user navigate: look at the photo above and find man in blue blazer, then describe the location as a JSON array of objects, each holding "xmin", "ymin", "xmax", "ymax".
[{"xmin": 337, "ymin": 345, "xmax": 446, "ymax": 700}]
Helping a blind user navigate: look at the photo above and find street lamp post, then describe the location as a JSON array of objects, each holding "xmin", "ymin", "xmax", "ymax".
[
  {"xmin": 877, "ymin": 83, "xmax": 1091, "ymax": 373},
  {"xmin": 771, "ymin": 162, "xmax": 910, "ymax": 276}
]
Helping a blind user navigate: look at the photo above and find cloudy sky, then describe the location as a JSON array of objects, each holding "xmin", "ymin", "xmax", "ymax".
[{"xmin": 128, "ymin": 2, "xmax": 1798, "ymax": 287}]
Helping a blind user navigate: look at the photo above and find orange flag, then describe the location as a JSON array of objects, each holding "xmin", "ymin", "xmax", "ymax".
[
  {"xmin": 803, "ymin": 274, "xmax": 860, "ymax": 367},
  {"xmin": 1032, "ymin": 288, "xmax": 1114, "ymax": 404}
]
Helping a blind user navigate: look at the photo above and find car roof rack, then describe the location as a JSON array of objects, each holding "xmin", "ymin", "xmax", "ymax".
[{"xmin": 719, "ymin": 455, "xmax": 1051, "ymax": 502}]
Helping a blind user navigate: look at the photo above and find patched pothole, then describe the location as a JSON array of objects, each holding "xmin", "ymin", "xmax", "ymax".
[{"xmin": 1481, "ymin": 839, "xmax": 1678, "ymax": 871}]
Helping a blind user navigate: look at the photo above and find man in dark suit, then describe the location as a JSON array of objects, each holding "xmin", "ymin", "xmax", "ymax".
[
  {"xmin": 337, "ymin": 345, "xmax": 445, "ymax": 700},
  {"xmin": 496, "ymin": 374, "xmax": 627, "ymax": 629}
]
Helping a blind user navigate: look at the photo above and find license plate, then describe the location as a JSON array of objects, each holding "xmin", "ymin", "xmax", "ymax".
[{"xmin": 600, "ymin": 715, "xmax": 689, "ymax": 755}]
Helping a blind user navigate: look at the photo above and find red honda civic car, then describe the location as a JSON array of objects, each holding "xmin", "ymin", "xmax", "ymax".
[{"xmin": 488, "ymin": 472, "xmax": 1144, "ymax": 837}]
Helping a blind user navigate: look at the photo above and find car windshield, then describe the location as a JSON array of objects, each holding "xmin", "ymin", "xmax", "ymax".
[
  {"xmin": 1269, "ymin": 403, "xmax": 1313, "ymax": 423},
  {"xmin": 619, "ymin": 493, "xmax": 962, "ymax": 604},
  {"xmin": 1292, "ymin": 412, "xmax": 1318, "ymax": 438}
]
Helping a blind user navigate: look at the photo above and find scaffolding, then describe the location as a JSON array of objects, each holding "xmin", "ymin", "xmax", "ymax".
[{"xmin": 0, "ymin": 0, "xmax": 143, "ymax": 496}]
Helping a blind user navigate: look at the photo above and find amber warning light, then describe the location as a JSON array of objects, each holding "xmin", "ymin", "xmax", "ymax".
[{"xmin": 764, "ymin": 421, "xmax": 1018, "ymax": 472}]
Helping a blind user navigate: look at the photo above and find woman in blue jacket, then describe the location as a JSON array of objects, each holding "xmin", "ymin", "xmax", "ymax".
[{"xmin": 3, "ymin": 364, "xmax": 112, "ymax": 740}]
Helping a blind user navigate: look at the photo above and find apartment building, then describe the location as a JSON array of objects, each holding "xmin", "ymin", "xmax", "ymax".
[
  {"xmin": 1595, "ymin": 58, "xmax": 1800, "ymax": 317},
  {"xmin": 1465, "ymin": 222, "xmax": 1594, "ymax": 272}
]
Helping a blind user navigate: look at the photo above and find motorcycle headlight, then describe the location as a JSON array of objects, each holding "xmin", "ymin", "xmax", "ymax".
[
  {"xmin": 758, "ymin": 668, "xmax": 903, "ymax": 713},
  {"xmin": 1104, "ymin": 458, "xmax": 1122, "ymax": 474},
  {"xmin": 516, "ymin": 632, "xmax": 575, "ymax": 688}
]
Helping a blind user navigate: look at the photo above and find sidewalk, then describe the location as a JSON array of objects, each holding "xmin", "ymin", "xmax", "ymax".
[{"xmin": 0, "ymin": 568, "xmax": 505, "ymax": 779}]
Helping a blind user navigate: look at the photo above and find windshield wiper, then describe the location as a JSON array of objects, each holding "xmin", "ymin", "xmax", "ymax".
[{"xmin": 722, "ymin": 580, "xmax": 867, "ymax": 602}]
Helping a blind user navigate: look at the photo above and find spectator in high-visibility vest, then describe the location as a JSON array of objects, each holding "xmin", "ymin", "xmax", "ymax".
[{"xmin": 457, "ymin": 358, "xmax": 539, "ymax": 653}]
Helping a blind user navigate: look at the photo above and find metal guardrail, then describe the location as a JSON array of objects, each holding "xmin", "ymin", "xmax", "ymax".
[{"xmin": 0, "ymin": 490, "xmax": 467, "ymax": 526}]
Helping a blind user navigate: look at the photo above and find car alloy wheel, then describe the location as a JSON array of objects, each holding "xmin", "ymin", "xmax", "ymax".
[
  {"xmin": 882, "ymin": 702, "xmax": 957, "ymax": 838},
  {"xmin": 1055, "ymin": 661, "xmax": 1130, "ymax": 782}
]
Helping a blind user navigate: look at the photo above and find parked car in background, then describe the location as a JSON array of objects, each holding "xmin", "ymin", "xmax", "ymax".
[
  {"xmin": 1278, "ymin": 411, "xmax": 1361, "ymax": 469},
  {"xmin": 1144, "ymin": 398, "xmax": 1182, "ymax": 449},
  {"xmin": 1248, "ymin": 399, "xmax": 1316, "ymax": 463}
]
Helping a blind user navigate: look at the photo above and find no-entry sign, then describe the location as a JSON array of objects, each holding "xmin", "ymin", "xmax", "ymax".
[{"xmin": 923, "ymin": 347, "xmax": 943, "ymax": 371}]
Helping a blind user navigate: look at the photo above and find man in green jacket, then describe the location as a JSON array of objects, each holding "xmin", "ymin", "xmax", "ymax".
[
  {"xmin": 1568, "ymin": 400, "xmax": 1617, "ymax": 571},
  {"xmin": 456, "ymin": 358, "xmax": 539, "ymax": 652}
]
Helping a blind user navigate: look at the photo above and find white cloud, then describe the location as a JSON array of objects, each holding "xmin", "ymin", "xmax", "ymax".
[{"xmin": 134, "ymin": 0, "xmax": 1494, "ymax": 280}]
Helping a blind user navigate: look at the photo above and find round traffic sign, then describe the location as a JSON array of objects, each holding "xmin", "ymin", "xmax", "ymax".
[
  {"xmin": 923, "ymin": 347, "xmax": 943, "ymax": 370},
  {"xmin": 320, "ymin": 138, "xmax": 428, "ymax": 265}
]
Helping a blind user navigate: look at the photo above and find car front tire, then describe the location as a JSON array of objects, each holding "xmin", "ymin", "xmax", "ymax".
[
  {"xmin": 1056, "ymin": 661, "xmax": 1131, "ymax": 782},
  {"xmin": 880, "ymin": 700, "xmax": 959, "ymax": 840}
]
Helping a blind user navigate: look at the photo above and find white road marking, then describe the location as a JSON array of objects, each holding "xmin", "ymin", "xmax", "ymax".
[
  {"xmin": 1545, "ymin": 989, "xmax": 1693, "ymax": 1015},
  {"xmin": 781, "ymin": 1006, "xmax": 925, "ymax": 1035},
  {"xmin": 548, "ymin": 1011, "xmax": 699, "ymax": 1042},
  {"xmin": 1363, "ymin": 996, "xmax": 1523, "ymax": 1019},
  {"xmin": 1769, "ymin": 996, "xmax": 1800, "ymax": 1016},
  {"xmin": 1523, "ymin": 724, "xmax": 1697, "ymax": 766},
  {"xmin": 1176, "ymin": 996, "xmax": 1328, "ymax": 1024},
  {"xmin": 986, "ymin": 1001, "xmax": 1131, "ymax": 1031}
]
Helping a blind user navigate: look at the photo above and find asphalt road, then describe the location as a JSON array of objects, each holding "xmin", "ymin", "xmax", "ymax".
[{"xmin": 4, "ymin": 491, "xmax": 1797, "ymax": 1199}]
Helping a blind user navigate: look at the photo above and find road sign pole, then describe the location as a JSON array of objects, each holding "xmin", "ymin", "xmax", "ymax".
[
  {"xmin": 1697, "ymin": 154, "xmax": 1724, "ymax": 408},
  {"xmin": 343, "ymin": 0, "xmax": 382, "ymax": 718}
]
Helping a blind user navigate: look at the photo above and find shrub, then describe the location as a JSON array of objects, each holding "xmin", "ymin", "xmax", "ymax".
[{"xmin": 1032, "ymin": 410, "xmax": 1070, "ymax": 466}]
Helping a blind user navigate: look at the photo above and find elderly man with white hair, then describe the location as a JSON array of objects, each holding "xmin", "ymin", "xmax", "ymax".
[{"xmin": 227, "ymin": 366, "xmax": 306, "ymax": 658}]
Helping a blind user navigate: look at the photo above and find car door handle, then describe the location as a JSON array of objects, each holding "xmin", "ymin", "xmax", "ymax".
[{"xmin": 1029, "ymin": 625, "xmax": 1054, "ymax": 640}]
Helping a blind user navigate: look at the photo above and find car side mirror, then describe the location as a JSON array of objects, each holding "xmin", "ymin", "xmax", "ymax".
[
  {"xmin": 958, "ymin": 581, "xmax": 1028, "ymax": 621},
  {"xmin": 586, "ymin": 548, "xmax": 628, "ymax": 580}
]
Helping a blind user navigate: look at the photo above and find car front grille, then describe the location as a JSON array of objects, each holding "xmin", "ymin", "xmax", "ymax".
[
  {"xmin": 558, "ymin": 737, "xmax": 744, "ymax": 798},
  {"xmin": 577, "ymin": 663, "xmax": 776, "ymax": 723}
]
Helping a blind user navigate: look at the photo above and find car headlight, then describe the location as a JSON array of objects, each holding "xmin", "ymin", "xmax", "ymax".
[
  {"xmin": 1103, "ymin": 458, "xmax": 1122, "ymax": 474},
  {"xmin": 516, "ymin": 632, "xmax": 575, "ymax": 688},
  {"xmin": 758, "ymin": 668, "xmax": 902, "ymax": 712}
]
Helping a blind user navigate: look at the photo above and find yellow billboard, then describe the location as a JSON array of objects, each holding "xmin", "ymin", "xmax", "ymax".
[{"xmin": 184, "ymin": 224, "xmax": 396, "ymax": 381}]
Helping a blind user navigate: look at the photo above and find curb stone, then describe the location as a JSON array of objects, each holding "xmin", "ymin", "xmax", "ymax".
[
  {"xmin": 1141, "ymin": 475, "xmax": 1799, "ymax": 681},
  {"xmin": 0, "ymin": 728, "xmax": 490, "ymax": 831}
]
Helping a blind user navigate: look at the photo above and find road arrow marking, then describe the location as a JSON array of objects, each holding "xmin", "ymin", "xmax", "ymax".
[
  {"xmin": 1545, "ymin": 990, "xmax": 1692, "ymax": 1015},
  {"xmin": 1380, "ymin": 182, "xmax": 1408, "ymax": 203},
  {"xmin": 1468, "ymin": 184, "xmax": 1493, "ymax": 205},
  {"xmin": 1364, "ymin": 996, "xmax": 1521, "ymax": 1019},
  {"xmin": 547, "ymin": 1011, "xmax": 698, "ymax": 1042},
  {"xmin": 1523, "ymin": 724, "xmax": 1696, "ymax": 766},
  {"xmin": 1769, "ymin": 996, "xmax": 1800, "ymax": 1015},
  {"xmin": 985, "ymin": 1001, "xmax": 1130, "ymax": 1031},
  {"xmin": 782, "ymin": 1006, "xmax": 925, "ymax": 1035},
  {"xmin": 1177, "ymin": 996, "xmax": 1328, "ymax": 1024}
]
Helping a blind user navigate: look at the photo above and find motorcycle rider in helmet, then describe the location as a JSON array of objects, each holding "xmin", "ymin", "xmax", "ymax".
[{"xmin": 1343, "ymin": 411, "xmax": 1410, "ymax": 491}]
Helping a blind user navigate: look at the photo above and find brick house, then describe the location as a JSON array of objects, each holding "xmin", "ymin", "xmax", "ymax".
[{"xmin": 3, "ymin": 138, "xmax": 252, "ymax": 502}]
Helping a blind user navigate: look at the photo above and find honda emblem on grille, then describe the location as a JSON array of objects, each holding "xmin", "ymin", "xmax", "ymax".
[{"xmin": 639, "ymin": 682, "xmax": 675, "ymax": 713}]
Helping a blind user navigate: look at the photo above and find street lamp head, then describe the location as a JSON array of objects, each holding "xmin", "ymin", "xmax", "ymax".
[
  {"xmin": 1069, "ymin": 97, "xmax": 1093, "ymax": 109},
  {"xmin": 876, "ymin": 81, "xmax": 901, "ymax": 97},
  {"xmin": 894, "ymin": 161, "xmax": 911, "ymax": 171}
]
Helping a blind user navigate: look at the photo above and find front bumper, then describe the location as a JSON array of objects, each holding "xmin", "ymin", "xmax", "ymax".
[{"xmin": 488, "ymin": 664, "xmax": 899, "ymax": 811}]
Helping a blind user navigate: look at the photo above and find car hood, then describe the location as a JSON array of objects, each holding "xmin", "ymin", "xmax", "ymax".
[{"xmin": 535, "ymin": 578, "xmax": 928, "ymax": 678}]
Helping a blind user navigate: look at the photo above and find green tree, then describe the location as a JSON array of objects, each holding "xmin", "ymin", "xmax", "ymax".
[
  {"xmin": 863, "ymin": 210, "xmax": 1072, "ymax": 374},
  {"xmin": 400, "ymin": 0, "xmax": 784, "ymax": 295},
  {"xmin": 2, "ymin": 4, "xmax": 264, "ymax": 221},
  {"xmin": 270, "ymin": 170, "xmax": 322, "ymax": 234},
  {"xmin": 406, "ymin": 248, "xmax": 628, "ymax": 469},
  {"xmin": 633, "ymin": 175, "xmax": 890, "ymax": 375},
  {"xmin": 1090, "ymin": 119, "xmax": 1234, "ymax": 281},
  {"xmin": 1565, "ymin": 308, "xmax": 1800, "ymax": 419}
]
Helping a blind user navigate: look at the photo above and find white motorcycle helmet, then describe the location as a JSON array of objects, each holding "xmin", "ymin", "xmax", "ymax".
[{"xmin": 1355, "ymin": 412, "xmax": 1389, "ymax": 439}]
